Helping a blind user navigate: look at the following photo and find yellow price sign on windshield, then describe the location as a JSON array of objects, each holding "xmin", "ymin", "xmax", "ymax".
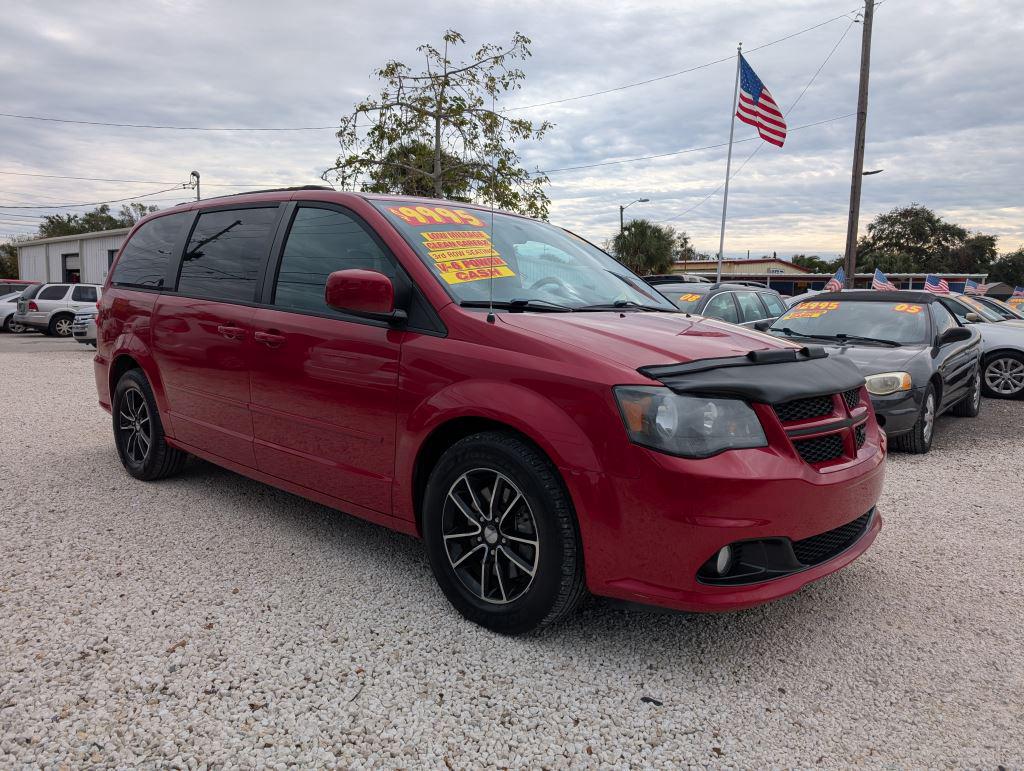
[
  {"xmin": 783, "ymin": 300, "xmax": 839, "ymax": 319},
  {"xmin": 678, "ymin": 293, "xmax": 701, "ymax": 302},
  {"xmin": 893, "ymin": 303, "xmax": 923, "ymax": 314}
]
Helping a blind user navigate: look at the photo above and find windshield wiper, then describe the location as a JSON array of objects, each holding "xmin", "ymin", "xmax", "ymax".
[
  {"xmin": 459, "ymin": 299, "xmax": 574, "ymax": 313},
  {"xmin": 770, "ymin": 327, "xmax": 838, "ymax": 342},
  {"xmin": 832, "ymin": 332, "xmax": 901, "ymax": 347},
  {"xmin": 575, "ymin": 300, "xmax": 673, "ymax": 312}
]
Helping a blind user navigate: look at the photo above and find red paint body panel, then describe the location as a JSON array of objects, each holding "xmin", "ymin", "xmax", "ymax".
[{"xmin": 94, "ymin": 190, "xmax": 886, "ymax": 614}]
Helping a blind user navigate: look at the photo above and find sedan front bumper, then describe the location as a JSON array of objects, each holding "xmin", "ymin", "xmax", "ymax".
[{"xmin": 869, "ymin": 387, "xmax": 924, "ymax": 437}]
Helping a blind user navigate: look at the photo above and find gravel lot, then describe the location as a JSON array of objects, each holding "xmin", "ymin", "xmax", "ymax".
[{"xmin": 1, "ymin": 335, "xmax": 1022, "ymax": 768}]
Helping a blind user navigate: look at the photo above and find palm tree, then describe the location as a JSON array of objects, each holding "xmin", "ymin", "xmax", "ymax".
[{"xmin": 611, "ymin": 219, "xmax": 676, "ymax": 275}]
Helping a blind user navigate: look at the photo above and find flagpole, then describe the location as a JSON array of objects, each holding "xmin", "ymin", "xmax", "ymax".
[{"xmin": 716, "ymin": 44, "xmax": 742, "ymax": 284}]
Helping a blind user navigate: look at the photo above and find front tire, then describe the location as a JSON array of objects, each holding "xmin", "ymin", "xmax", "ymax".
[
  {"xmin": 951, "ymin": 367, "xmax": 982, "ymax": 417},
  {"xmin": 422, "ymin": 431, "xmax": 586, "ymax": 635},
  {"xmin": 112, "ymin": 369, "xmax": 188, "ymax": 480},
  {"xmin": 891, "ymin": 384, "xmax": 936, "ymax": 454},
  {"xmin": 982, "ymin": 352, "xmax": 1024, "ymax": 399}
]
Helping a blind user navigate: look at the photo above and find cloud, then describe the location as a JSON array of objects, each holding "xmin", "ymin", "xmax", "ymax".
[{"xmin": 0, "ymin": 0, "xmax": 1019, "ymax": 254}]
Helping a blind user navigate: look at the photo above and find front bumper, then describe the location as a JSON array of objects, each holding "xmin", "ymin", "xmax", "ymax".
[
  {"xmin": 869, "ymin": 386, "xmax": 924, "ymax": 436},
  {"xmin": 72, "ymin": 316, "xmax": 97, "ymax": 343},
  {"xmin": 13, "ymin": 311, "xmax": 49, "ymax": 331},
  {"xmin": 572, "ymin": 424, "xmax": 886, "ymax": 613}
]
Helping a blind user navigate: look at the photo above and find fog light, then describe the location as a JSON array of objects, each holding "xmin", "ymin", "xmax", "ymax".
[{"xmin": 715, "ymin": 545, "xmax": 734, "ymax": 575}]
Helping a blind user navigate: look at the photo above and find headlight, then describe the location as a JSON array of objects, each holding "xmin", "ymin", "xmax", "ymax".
[
  {"xmin": 614, "ymin": 386, "xmax": 767, "ymax": 458},
  {"xmin": 864, "ymin": 371, "xmax": 912, "ymax": 396}
]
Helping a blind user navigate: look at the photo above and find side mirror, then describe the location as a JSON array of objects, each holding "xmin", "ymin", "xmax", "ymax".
[
  {"xmin": 964, "ymin": 312, "xmax": 982, "ymax": 323},
  {"xmin": 325, "ymin": 269, "xmax": 407, "ymax": 324},
  {"xmin": 939, "ymin": 326, "xmax": 972, "ymax": 345},
  {"xmin": 753, "ymin": 319, "xmax": 773, "ymax": 331}
]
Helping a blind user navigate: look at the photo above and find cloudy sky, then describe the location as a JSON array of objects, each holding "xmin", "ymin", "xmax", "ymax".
[{"xmin": 1, "ymin": 0, "xmax": 1021, "ymax": 258}]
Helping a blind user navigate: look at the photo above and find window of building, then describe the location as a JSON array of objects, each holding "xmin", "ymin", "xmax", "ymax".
[
  {"xmin": 111, "ymin": 212, "xmax": 190, "ymax": 288},
  {"xmin": 62, "ymin": 253, "xmax": 81, "ymax": 283},
  {"xmin": 107, "ymin": 249, "xmax": 119, "ymax": 268},
  {"xmin": 178, "ymin": 208, "xmax": 278, "ymax": 302},
  {"xmin": 273, "ymin": 207, "xmax": 395, "ymax": 316}
]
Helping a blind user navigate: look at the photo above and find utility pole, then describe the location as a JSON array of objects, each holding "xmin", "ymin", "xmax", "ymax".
[
  {"xmin": 190, "ymin": 170, "xmax": 201, "ymax": 201},
  {"xmin": 842, "ymin": 0, "xmax": 874, "ymax": 288}
]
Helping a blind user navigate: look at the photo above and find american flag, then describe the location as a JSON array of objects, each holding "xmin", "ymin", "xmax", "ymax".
[
  {"xmin": 736, "ymin": 55, "xmax": 787, "ymax": 148},
  {"xmin": 1014, "ymin": 286, "xmax": 1024, "ymax": 298},
  {"xmin": 824, "ymin": 267, "xmax": 845, "ymax": 292},
  {"xmin": 871, "ymin": 268, "xmax": 897, "ymax": 291},
  {"xmin": 964, "ymin": 278, "xmax": 989, "ymax": 295},
  {"xmin": 924, "ymin": 274, "xmax": 950, "ymax": 294}
]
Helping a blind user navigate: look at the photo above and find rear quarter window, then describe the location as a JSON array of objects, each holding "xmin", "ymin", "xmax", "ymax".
[
  {"xmin": 112, "ymin": 212, "xmax": 191, "ymax": 289},
  {"xmin": 71, "ymin": 285, "xmax": 97, "ymax": 302}
]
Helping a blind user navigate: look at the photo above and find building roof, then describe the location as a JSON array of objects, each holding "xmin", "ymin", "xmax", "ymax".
[
  {"xmin": 16, "ymin": 227, "xmax": 131, "ymax": 248},
  {"xmin": 674, "ymin": 257, "xmax": 813, "ymax": 274}
]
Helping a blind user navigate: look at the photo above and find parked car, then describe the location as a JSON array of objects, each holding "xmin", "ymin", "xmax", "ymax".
[
  {"xmin": 765, "ymin": 291, "xmax": 982, "ymax": 453},
  {"xmin": 0, "ymin": 279, "xmax": 35, "ymax": 295},
  {"xmin": 972, "ymin": 295, "xmax": 1024, "ymax": 321},
  {"xmin": 72, "ymin": 306, "xmax": 98, "ymax": 347},
  {"xmin": 644, "ymin": 273, "xmax": 712, "ymax": 284},
  {"xmin": 648, "ymin": 280, "xmax": 789, "ymax": 327},
  {"xmin": 94, "ymin": 190, "xmax": 886, "ymax": 634},
  {"xmin": 1, "ymin": 291, "xmax": 28, "ymax": 332},
  {"xmin": 14, "ymin": 283, "xmax": 102, "ymax": 337},
  {"xmin": 786, "ymin": 289, "xmax": 822, "ymax": 307},
  {"xmin": 932, "ymin": 294, "xmax": 1024, "ymax": 399}
]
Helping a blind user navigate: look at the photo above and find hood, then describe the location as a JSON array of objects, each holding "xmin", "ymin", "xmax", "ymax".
[
  {"xmin": 498, "ymin": 311, "xmax": 794, "ymax": 370},
  {"xmin": 819, "ymin": 342, "xmax": 929, "ymax": 375}
]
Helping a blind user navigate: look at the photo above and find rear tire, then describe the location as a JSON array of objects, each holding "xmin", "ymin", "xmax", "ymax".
[
  {"xmin": 49, "ymin": 314, "xmax": 74, "ymax": 337},
  {"xmin": 1, "ymin": 315, "xmax": 10, "ymax": 333},
  {"xmin": 982, "ymin": 352, "xmax": 1024, "ymax": 399},
  {"xmin": 891, "ymin": 384, "xmax": 936, "ymax": 454},
  {"xmin": 112, "ymin": 369, "xmax": 188, "ymax": 480},
  {"xmin": 422, "ymin": 431, "xmax": 586, "ymax": 635},
  {"xmin": 951, "ymin": 367, "xmax": 982, "ymax": 417}
]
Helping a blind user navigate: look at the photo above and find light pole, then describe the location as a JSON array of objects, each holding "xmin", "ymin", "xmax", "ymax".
[
  {"xmin": 619, "ymin": 198, "xmax": 650, "ymax": 233},
  {"xmin": 190, "ymin": 170, "xmax": 201, "ymax": 201}
]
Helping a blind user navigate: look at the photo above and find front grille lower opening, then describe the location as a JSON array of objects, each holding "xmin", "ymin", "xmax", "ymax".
[
  {"xmin": 842, "ymin": 388, "xmax": 861, "ymax": 411},
  {"xmin": 794, "ymin": 433, "xmax": 844, "ymax": 464},
  {"xmin": 774, "ymin": 395, "xmax": 833, "ymax": 423}
]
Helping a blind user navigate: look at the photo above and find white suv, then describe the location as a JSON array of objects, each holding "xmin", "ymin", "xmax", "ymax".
[{"xmin": 14, "ymin": 283, "xmax": 102, "ymax": 337}]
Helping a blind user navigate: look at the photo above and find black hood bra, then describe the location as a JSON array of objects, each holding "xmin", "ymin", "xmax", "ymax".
[{"xmin": 639, "ymin": 346, "xmax": 866, "ymax": 404}]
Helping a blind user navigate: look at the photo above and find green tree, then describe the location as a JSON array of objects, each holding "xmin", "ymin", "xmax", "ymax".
[
  {"xmin": 0, "ymin": 240, "xmax": 19, "ymax": 279},
  {"xmin": 856, "ymin": 204, "xmax": 996, "ymax": 274},
  {"xmin": 323, "ymin": 30, "xmax": 552, "ymax": 219},
  {"xmin": 611, "ymin": 219, "xmax": 676, "ymax": 275},
  {"xmin": 791, "ymin": 254, "xmax": 843, "ymax": 273},
  {"xmin": 39, "ymin": 203, "xmax": 157, "ymax": 239},
  {"xmin": 672, "ymin": 228, "xmax": 698, "ymax": 262},
  {"xmin": 988, "ymin": 247, "xmax": 1024, "ymax": 287}
]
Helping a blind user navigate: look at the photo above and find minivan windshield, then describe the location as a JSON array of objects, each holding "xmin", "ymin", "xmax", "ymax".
[
  {"xmin": 769, "ymin": 299, "xmax": 930, "ymax": 345},
  {"xmin": 374, "ymin": 201, "xmax": 676, "ymax": 311}
]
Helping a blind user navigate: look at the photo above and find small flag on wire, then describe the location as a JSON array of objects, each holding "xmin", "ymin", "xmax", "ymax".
[
  {"xmin": 871, "ymin": 268, "xmax": 897, "ymax": 291},
  {"xmin": 824, "ymin": 267, "xmax": 845, "ymax": 292},
  {"xmin": 964, "ymin": 278, "xmax": 989, "ymax": 295},
  {"xmin": 924, "ymin": 274, "xmax": 950, "ymax": 294},
  {"xmin": 1013, "ymin": 286, "xmax": 1024, "ymax": 298},
  {"xmin": 736, "ymin": 55, "xmax": 787, "ymax": 147}
]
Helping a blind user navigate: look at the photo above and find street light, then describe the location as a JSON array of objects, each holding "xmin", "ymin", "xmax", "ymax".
[
  {"xmin": 619, "ymin": 198, "xmax": 650, "ymax": 233},
  {"xmin": 862, "ymin": 169, "xmax": 884, "ymax": 175}
]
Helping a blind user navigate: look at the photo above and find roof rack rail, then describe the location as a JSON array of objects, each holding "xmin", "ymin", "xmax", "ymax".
[{"xmin": 196, "ymin": 185, "xmax": 335, "ymax": 203}]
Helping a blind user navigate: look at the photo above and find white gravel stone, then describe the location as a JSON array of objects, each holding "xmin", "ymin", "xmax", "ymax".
[{"xmin": 0, "ymin": 340, "xmax": 1021, "ymax": 768}]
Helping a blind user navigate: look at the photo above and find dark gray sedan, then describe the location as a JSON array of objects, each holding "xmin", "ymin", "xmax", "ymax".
[{"xmin": 763, "ymin": 291, "xmax": 983, "ymax": 454}]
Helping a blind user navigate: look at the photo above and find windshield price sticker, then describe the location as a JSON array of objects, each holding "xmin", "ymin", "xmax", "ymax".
[
  {"xmin": 436, "ymin": 257, "xmax": 515, "ymax": 284},
  {"xmin": 422, "ymin": 230, "xmax": 495, "ymax": 261},
  {"xmin": 389, "ymin": 205, "xmax": 485, "ymax": 227},
  {"xmin": 893, "ymin": 303, "xmax": 923, "ymax": 314},
  {"xmin": 678, "ymin": 293, "xmax": 701, "ymax": 302},
  {"xmin": 784, "ymin": 300, "xmax": 839, "ymax": 319}
]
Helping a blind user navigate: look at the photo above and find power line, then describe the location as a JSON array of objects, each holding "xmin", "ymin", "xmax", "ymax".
[
  {"xmin": 0, "ymin": 185, "xmax": 189, "ymax": 210},
  {"xmin": 505, "ymin": 5, "xmax": 861, "ymax": 112},
  {"xmin": 0, "ymin": 169, "xmax": 295, "ymax": 187},
  {"xmin": 0, "ymin": 112, "xmax": 336, "ymax": 132}
]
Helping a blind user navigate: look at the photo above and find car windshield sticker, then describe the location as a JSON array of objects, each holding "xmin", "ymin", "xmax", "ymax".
[
  {"xmin": 388, "ymin": 205, "xmax": 485, "ymax": 227},
  {"xmin": 783, "ymin": 300, "xmax": 839, "ymax": 319},
  {"xmin": 893, "ymin": 303, "xmax": 923, "ymax": 314},
  {"xmin": 678, "ymin": 293, "xmax": 701, "ymax": 302},
  {"xmin": 420, "ymin": 230, "xmax": 516, "ymax": 285}
]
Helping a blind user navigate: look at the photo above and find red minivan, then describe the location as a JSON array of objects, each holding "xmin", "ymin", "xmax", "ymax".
[{"xmin": 94, "ymin": 187, "xmax": 885, "ymax": 633}]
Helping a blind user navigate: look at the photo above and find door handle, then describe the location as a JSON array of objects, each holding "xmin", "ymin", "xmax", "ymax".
[
  {"xmin": 217, "ymin": 325, "xmax": 246, "ymax": 340},
  {"xmin": 254, "ymin": 330, "xmax": 286, "ymax": 348}
]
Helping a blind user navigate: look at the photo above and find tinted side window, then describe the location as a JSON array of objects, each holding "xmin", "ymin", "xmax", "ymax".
[
  {"xmin": 38, "ymin": 285, "xmax": 70, "ymax": 300},
  {"xmin": 178, "ymin": 207, "xmax": 278, "ymax": 302},
  {"xmin": 273, "ymin": 207, "xmax": 395, "ymax": 316},
  {"xmin": 760, "ymin": 292, "xmax": 786, "ymax": 316},
  {"xmin": 112, "ymin": 212, "xmax": 189, "ymax": 288},
  {"xmin": 735, "ymin": 291, "xmax": 768, "ymax": 322},
  {"xmin": 931, "ymin": 302, "xmax": 958, "ymax": 336},
  {"xmin": 940, "ymin": 298, "xmax": 972, "ymax": 324},
  {"xmin": 703, "ymin": 292, "xmax": 739, "ymax": 324},
  {"xmin": 72, "ymin": 285, "xmax": 97, "ymax": 302}
]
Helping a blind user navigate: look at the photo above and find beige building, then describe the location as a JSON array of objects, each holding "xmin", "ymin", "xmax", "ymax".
[{"xmin": 672, "ymin": 258, "xmax": 812, "ymax": 276}]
